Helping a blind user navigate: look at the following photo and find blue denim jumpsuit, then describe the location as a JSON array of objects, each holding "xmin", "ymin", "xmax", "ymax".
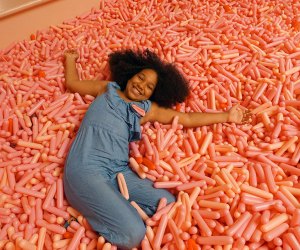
[{"xmin": 63, "ymin": 82, "xmax": 175, "ymax": 249}]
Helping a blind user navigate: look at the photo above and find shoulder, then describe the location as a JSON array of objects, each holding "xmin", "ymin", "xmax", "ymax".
[
  {"xmin": 141, "ymin": 102, "xmax": 160, "ymax": 124},
  {"xmin": 148, "ymin": 101, "xmax": 159, "ymax": 111},
  {"xmin": 140, "ymin": 99, "xmax": 152, "ymax": 113},
  {"xmin": 96, "ymin": 81, "xmax": 117, "ymax": 97},
  {"xmin": 105, "ymin": 81, "xmax": 121, "ymax": 91}
]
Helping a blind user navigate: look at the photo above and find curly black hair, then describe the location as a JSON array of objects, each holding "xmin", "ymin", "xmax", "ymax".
[{"xmin": 108, "ymin": 49, "xmax": 189, "ymax": 108}]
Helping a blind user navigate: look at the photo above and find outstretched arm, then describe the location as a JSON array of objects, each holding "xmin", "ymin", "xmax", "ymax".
[
  {"xmin": 141, "ymin": 103, "xmax": 251, "ymax": 127},
  {"xmin": 64, "ymin": 50, "xmax": 109, "ymax": 97}
]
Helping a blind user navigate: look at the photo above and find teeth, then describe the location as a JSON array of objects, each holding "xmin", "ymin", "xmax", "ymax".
[{"xmin": 134, "ymin": 87, "xmax": 141, "ymax": 95}]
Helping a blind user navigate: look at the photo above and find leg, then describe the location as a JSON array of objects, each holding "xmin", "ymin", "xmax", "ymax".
[
  {"xmin": 122, "ymin": 168, "xmax": 176, "ymax": 216},
  {"xmin": 64, "ymin": 171, "xmax": 145, "ymax": 249}
]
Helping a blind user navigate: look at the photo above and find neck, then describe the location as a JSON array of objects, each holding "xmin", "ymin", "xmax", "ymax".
[{"xmin": 118, "ymin": 90, "xmax": 134, "ymax": 102}]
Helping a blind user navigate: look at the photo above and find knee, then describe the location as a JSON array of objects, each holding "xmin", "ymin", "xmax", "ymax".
[
  {"xmin": 119, "ymin": 218, "xmax": 146, "ymax": 249},
  {"xmin": 144, "ymin": 192, "xmax": 176, "ymax": 216}
]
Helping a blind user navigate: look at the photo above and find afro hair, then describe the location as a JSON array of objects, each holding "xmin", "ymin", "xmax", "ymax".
[{"xmin": 108, "ymin": 49, "xmax": 189, "ymax": 108}]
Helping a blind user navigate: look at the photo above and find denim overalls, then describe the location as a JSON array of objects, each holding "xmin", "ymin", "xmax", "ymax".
[{"xmin": 63, "ymin": 82, "xmax": 175, "ymax": 249}]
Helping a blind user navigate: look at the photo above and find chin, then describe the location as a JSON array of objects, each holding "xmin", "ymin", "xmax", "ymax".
[
  {"xmin": 132, "ymin": 97, "xmax": 143, "ymax": 102},
  {"xmin": 129, "ymin": 92, "xmax": 142, "ymax": 101}
]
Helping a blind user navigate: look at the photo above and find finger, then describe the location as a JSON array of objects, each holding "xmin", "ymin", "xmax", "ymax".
[
  {"xmin": 243, "ymin": 113, "xmax": 251, "ymax": 119},
  {"xmin": 242, "ymin": 112, "xmax": 251, "ymax": 121},
  {"xmin": 246, "ymin": 109, "xmax": 253, "ymax": 115},
  {"xmin": 247, "ymin": 112, "xmax": 253, "ymax": 119},
  {"xmin": 64, "ymin": 49, "xmax": 77, "ymax": 54},
  {"xmin": 242, "ymin": 116, "xmax": 252, "ymax": 123},
  {"xmin": 244, "ymin": 109, "xmax": 252, "ymax": 116},
  {"xmin": 245, "ymin": 111, "xmax": 252, "ymax": 116}
]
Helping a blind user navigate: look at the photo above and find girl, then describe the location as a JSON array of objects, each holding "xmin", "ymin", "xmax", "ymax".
[{"xmin": 63, "ymin": 49, "xmax": 251, "ymax": 249}]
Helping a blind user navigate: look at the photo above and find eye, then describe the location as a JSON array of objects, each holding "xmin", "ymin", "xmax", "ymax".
[{"xmin": 147, "ymin": 84, "xmax": 154, "ymax": 90}]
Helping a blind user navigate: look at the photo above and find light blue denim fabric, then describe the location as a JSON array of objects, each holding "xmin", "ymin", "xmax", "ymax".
[{"xmin": 64, "ymin": 82, "xmax": 175, "ymax": 249}]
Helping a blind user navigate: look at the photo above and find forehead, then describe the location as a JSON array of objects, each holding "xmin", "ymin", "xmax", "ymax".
[{"xmin": 140, "ymin": 69, "xmax": 158, "ymax": 84}]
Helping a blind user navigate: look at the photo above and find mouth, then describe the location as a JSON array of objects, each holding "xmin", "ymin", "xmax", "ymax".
[{"xmin": 132, "ymin": 86, "xmax": 142, "ymax": 96}]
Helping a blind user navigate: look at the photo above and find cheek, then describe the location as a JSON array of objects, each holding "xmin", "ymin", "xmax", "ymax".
[
  {"xmin": 146, "ymin": 89, "xmax": 154, "ymax": 97},
  {"xmin": 124, "ymin": 84, "xmax": 130, "ymax": 93}
]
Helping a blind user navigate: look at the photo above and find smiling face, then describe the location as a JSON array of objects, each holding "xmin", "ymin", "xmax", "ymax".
[{"xmin": 124, "ymin": 69, "xmax": 158, "ymax": 102}]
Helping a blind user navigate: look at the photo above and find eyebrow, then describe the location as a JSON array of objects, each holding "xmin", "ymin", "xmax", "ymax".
[
  {"xmin": 141, "ymin": 72, "xmax": 155, "ymax": 86},
  {"xmin": 147, "ymin": 81, "xmax": 155, "ymax": 87}
]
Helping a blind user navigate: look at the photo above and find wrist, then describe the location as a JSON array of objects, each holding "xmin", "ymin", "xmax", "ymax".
[
  {"xmin": 65, "ymin": 56, "xmax": 77, "ymax": 63},
  {"xmin": 224, "ymin": 112, "xmax": 230, "ymax": 122}
]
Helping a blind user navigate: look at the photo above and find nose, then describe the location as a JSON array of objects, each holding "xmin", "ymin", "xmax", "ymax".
[{"xmin": 136, "ymin": 81, "xmax": 144, "ymax": 92}]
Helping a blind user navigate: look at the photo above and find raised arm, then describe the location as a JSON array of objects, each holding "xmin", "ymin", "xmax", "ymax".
[
  {"xmin": 141, "ymin": 102, "xmax": 251, "ymax": 127},
  {"xmin": 64, "ymin": 50, "xmax": 109, "ymax": 97}
]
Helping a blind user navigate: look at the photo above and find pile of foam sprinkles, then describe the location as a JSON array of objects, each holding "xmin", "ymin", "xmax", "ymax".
[{"xmin": 1, "ymin": 0, "xmax": 300, "ymax": 249}]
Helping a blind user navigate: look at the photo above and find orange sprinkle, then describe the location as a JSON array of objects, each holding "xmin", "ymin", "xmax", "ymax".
[
  {"xmin": 175, "ymin": 103, "xmax": 181, "ymax": 112},
  {"xmin": 187, "ymin": 238, "xmax": 198, "ymax": 250},
  {"xmin": 223, "ymin": 5, "xmax": 233, "ymax": 13},
  {"xmin": 63, "ymin": 231, "xmax": 73, "ymax": 239},
  {"xmin": 8, "ymin": 118, "xmax": 13, "ymax": 134},
  {"xmin": 142, "ymin": 157, "xmax": 156, "ymax": 170},
  {"xmin": 30, "ymin": 34, "xmax": 36, "ymax": 40},
  {"xmin": 219, "ymin": 103, "xmax": 228, "ymax": 109},
  {"xmin": 292, "ymin": 19, "xmax": 300, "ymax": 31},
  {"xmin": 38, "ymin": 71, "xmax": 46, "ymax": 78},
  {"xmin": 134, "ymin": 156, "xmax": 143, "ymax": 164}
]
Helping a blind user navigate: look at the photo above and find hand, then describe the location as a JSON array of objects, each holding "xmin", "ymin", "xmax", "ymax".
[
  {"xmin": 228, "ymin": 104, "xmax": 252, "ymax": 124},
  {"xmin": 64, "ymin": 49, "xmax": 79, "ymax": 60}
]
